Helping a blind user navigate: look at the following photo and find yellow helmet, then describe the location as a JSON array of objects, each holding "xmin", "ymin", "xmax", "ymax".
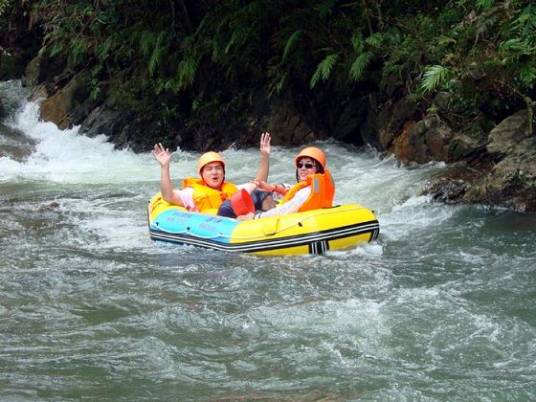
[
  {"xmin": 295, "ymin": 146, "xmax": 326, "ymax": 169},
  {"xmin": 197, "ymin": 151, "xmax": 225, "ymax": 176}
]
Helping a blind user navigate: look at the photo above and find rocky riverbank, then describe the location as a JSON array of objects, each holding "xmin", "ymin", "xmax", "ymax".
[{"xmin": 1, "ymin": 2, "xmax": 535, "ymax": 212}]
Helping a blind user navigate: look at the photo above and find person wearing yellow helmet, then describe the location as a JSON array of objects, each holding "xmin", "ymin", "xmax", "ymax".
[
  {"xmin": 238, "ymin": 145, "xmax": 335, "ymax": 219},
  {"xmin": 152, "ymin": 132, "xmax": 271, "ymax": 213}
]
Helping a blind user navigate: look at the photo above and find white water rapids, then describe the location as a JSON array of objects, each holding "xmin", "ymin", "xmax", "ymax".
[{"xmin": 1, "ymin": 80, "xmax": 535, "ymax": 401}]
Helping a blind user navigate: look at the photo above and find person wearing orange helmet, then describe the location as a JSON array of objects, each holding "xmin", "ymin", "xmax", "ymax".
[
  {"xmin": 239, "ymin": 145, "xmax": 335, "ymax": 219},
  {"xmin": 152, "ymin": 132, "xmax": 271, "ymax": 213}
]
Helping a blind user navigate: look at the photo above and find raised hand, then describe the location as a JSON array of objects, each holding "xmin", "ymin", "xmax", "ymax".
[
  {"xmin": 251, "ymin": 179, "xmax": 274, "ymax": 192},
  {"xmin": 152, "ymin": 143, "xmax": 172, "ymax": 167},
  {"xmin": 259, "ymin": 132, "xmax": 271, "ymax": 156}
]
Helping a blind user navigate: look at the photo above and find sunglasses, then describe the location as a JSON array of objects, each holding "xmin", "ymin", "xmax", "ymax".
[{"xmin": 297, "ymin": 162, "xmax": 315, "ymax": 169}]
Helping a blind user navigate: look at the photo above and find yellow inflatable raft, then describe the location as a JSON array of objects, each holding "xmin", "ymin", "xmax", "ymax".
[{"xmin": 148, "ymin": 193, "xmax": 379, "ymax": 256}]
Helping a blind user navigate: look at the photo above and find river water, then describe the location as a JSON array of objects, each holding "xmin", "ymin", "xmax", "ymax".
[{"xmin": 1, "ymin": 80, "xmax": 536, "ymax": 401}]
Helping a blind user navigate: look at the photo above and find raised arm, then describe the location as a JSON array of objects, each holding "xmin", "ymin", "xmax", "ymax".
[
  {"xmin": 152, "ymin": 143, "xmax": 184, "ymax": 206},
  {"xmin": 255, "ymin": 132, "xmax": 271, "ymax": 182}
]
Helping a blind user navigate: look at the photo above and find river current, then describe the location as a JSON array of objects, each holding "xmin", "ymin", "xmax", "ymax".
[{"xmin": 1, "ymin": 81, "xmax": 536, "ymax": 401}]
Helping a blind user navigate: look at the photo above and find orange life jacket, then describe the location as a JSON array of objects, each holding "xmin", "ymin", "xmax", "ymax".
[
  {"xmin": 280, "ymin": 170, "xmax": 335, "ymax": 212},
  {"xmin": 181, "ymin": 178, "xmax": 238, "ymax": 213}
]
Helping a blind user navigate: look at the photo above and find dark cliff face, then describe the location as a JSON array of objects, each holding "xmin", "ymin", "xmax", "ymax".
[{"xmin": 0, "ymin": 3, "xmax": 42, "ymax": 81}]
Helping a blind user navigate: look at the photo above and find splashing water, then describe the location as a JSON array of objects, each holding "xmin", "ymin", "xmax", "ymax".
[{"xmin": 1, "ymin": 81, "xmax": 535, "ymax": 401}]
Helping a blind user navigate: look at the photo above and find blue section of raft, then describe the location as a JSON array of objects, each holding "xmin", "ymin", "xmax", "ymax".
[{"xmin": 150, "ymin": 209, "xmax": 239, "ymax": 243}]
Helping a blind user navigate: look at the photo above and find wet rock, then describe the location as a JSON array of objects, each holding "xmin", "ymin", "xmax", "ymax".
[
  {"xmin": 390, "ymin": 114, "xmax": 452, "ymax": 163},
  {"xmin": 487, "ymin": 109, "xmax": 531, "ymax": 157},
  {"xmin": 390, "ymin": 111, "xmax": 487, "ymax": 166},
  {"xmin": 23, "ymin": 49, "xmax": 65, "ymax": 88},
  {"xmin": 427, "ymin": 177, "xmax": 469, "ymax": 204},
  {"xmin": 263, "ymin": 101, "xmax": 319, "ymax": 146},
  {"xmin": 426, "ymin": 110, "xmax": 536, "ymax": 212},
  {"xmin": 447, "ymin": 134, "xmax": 482, "ymax": 161},
  {"xmin": 23, "ymin": 53, "xmax": 43, "ymax": 87},
  {"xmin": 39, "ymin": 72, "xmax": 90, "ymax": 129},
  {"xmin": 80, "ymin": 105, "xmax": 129, "ymax": 138},
  {"xmin": 363, "ymin": 95, "xmax": 418, "ymax": 150},
  {"xmin": 0, "ymin": 123, "xmax": 36, "ymax": 161},
  {"xmin": 464, "ymin": 153, "xmax": 536, "ymax": 212},
  {"xmin": 79, "ymin": 104, "xmax": 171, "ymax": 152}
]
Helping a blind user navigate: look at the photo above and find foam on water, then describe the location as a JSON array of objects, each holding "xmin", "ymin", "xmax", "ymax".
[
  {"xmin": 2, "ymin": 91, "xmax": 449, "ymax": 213},
  {"xmin": 2, "ymin": 101, "xmax": 157, "ymax": 183},
  {"xmin": 4, "ymin": 84, "xmax": 535, "ymax": 400},
  {"xmin": 1, "ymin": 96, "xmax": 453, "ymax": 246}
]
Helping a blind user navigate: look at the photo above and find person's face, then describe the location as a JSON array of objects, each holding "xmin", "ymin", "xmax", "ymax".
[
  {"xmin": 296, "ymin": 157, "xmax": 317, "ymax": 181},
  {"xmin": 201, "ymin": 162, "xmax": 225, "ymax": 189}
]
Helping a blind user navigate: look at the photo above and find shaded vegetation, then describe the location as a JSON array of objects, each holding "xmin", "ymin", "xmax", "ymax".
[{"xmin": 1, "ymin": 0, "xmax": 535, "ymax": 148}]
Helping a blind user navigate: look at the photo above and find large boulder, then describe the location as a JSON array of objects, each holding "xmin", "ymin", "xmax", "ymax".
[
  {"xmin": 39, "ymin": 72, "xmax": 90, "ymax": 129},
  {"xmin": 390, "ymin": 114, "xmax": 453, "ymax": 163},
  {"xmin": 486, "ymin": 110, "xmax": 532, "ymax": 157},
  {"xmin": 426, "ymin": 109, "xmax": 536, "ymax": 212},
  {"xmin": 0, "ymin": 123, "xmax": 36, "ymax": 161},
  {"xmin": 388, "ymin": 106, "xmax": 486, "ymax": 165},
  {"xmin": 23, "ymin": 48, "xmax": 66, "ymax": 88},
  {"xmin": 362, "ymin": 94, "xmax": 418, "ymax": 151},
  {"xmin": 463, "ymin": 110, "xmax": 536, "ymax": 211},
  {"xmin": 262, "ymin": 100, "xmax": 321, "ymax": 146},
  {"xmin": 79, "ymin": 104, "xmax": 167, "ymax": 153}
]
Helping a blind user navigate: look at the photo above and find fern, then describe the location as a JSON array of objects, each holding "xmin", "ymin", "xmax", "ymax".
[
  {"xmin": 476, "ymin": 0, "xmax": 493, "ymax": 10},
  {"xmin": 310, "ymin": 53, "xmax": 338, "ymax": 88},
  {"xmin": 351, "ymin": 33, "xmax": 364, "ymax": 53},
  {"xmin": 365, "ymin": 33, "xmax": 384, "ymax": 48},
  {"xmin": 48, "ymin": 42, "xmax": 64, "ymax": 58},
  {"xmin": 224, "ymin": 25, "xmax": 251, "ymax": 54},
  {"xmin": 317, "ymin": 0, "xmax": 337, "ymax": 19},
  {"xmin": 512, "ymin": 4, "xmax": 536, "ymax": 35},
  {"xmin": 499, "ymin": 38, "xmax": 533, "ymax": 56},
  {"xmin": 518, "ymin": 64, "xmax": 536, "ymax": 88},
  {"xmin": 148, "ymin": 32, "xmax": 165, "ymax": 77},
  {"xmin": 349, "ymin": 51, "xmax": 372, "ymax": 82},
  {"xmin": 139, "ymin": 30, "xmax": 157, "ymax": 58},
  {"xmin": 95, "ymin": 37, "xmax": 112, "ymax": 62},
  {"xmin": 420, "ymin": 65, "xmax": 452, "ymax": 93},
  {"xmin": 0, "ymin": 0, "xmax": 12, "ymax": 18},
  {"xmin": 68, "ymin": 39, "xmax": 88, "ymax": 67},
  {"xmin": 282, "ymin": 30, "xmax": 303, "ymax": 62},
  {"xmin": 176, "ymin": 56, "xmax": 198, "ymax": 91}
]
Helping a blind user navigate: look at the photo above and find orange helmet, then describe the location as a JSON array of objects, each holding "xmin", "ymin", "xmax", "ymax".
[
  {"xmin": 294, "ymin": 146, "xmax": 327, "ymax": 169},
  {"xmin": 197, "ymin": 151, "xmax": 225, "ymax": 176}
]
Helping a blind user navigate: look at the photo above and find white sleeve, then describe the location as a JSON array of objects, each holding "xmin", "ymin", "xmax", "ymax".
[
  {"xmin": 256, "ymin": 187, "xmax": 311, "ymax": 218},
  {"xmin": 173, "ymin": 187, "xmax": 196, "ymax": 210}
]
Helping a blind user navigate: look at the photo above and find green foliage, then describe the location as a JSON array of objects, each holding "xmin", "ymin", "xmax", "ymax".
[
  {"xmin": 282, "ymin": 30, "xmax": 303, "ymax": 63},
  {"xmin": 519, "ymin": 65, "xmax": 536, "ymax": 88},
  {"xmin": 16, "ymin": 0, "xmax": 536, "ymax": 141},
  {"xmin": 176, "ymin": 56, "xmax": 198, "ymax": 91},
  {"xmin": 349, "ymin": 52, "xmax": 372, "ymax": 82},
  {"xmin": 148, "ymin": 32, "xmax": 166, "ymax": 77},
  {"xmin": 476, "ymin": 0, "xmax": 494, "ymax": 10},
  {"xmin": 68, "ymin": 38, "xmax": 89, "ymax": 68},
  {"xmin": 310, "ymin": 53, "xmax": 338, "ymax": 88},
  {"xmin": 0, "ymin": 0, "xmax": 12, "ymax": 17},
  {"xmin": 421, "ymin": 65, "xmax": 452, "ymax": 93}
]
